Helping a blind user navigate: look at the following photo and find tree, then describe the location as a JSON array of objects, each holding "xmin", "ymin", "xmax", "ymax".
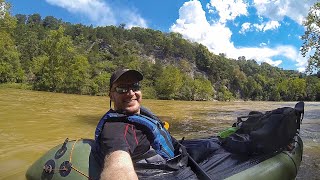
[
  {"xmin": 195, "ymin": 44, "xmax": 211, "ymax": 71},
  {"xmin": 287, "ymin": 78, "xmax": 306, "ymax": 101},
  {"xmin": 4, "ymin": 7, "xmax": 317, "ymax": 101},
  {"xmin": 305, "ymin": 76, "xmax": 320, "ymax": 101},
  {"xmin": 244, "ymin": 76, "xmax": 263, "ymax": 100},
  {"xmin": 42, "ymin": 16, "xmax": 59, "ymax": 29},
  {"xmin": 193, "ymin": 77, "xmax": 213, "ymax": 101},
  {"xmin": 15, "ymin": 30, "xmax": 41, "ymax": 76},
  {"xmin": 32, "ymin": 27, "xmax": 90, "ymax": 93},
  {"xmin": 64, "ymin": 55, "xmax": 90, "ymax": 94},
  {"xmin": 217, "ymin": 85, "xmax": 233, "ymax": 101},
  {"xmin": 27, "ymin": 13, "xmax": 41, "ymax": 26},
  {"xmin": 15, "ymin": 14, "xmax": 26, "ymax": 24},
  {"xmin": 178, "ymin": 75, "xmax": 195, "ymax": 101},
  {"xmin": 91, "ymin": 72, "xmax": 110, "ymax": 95},
  {"xmin": 155, "ymin": 65, "xmax": 183, "ymax": 99},
  {"xmin": 301, "ymin": 2, "xmax": 320, "ymax": 74},
  {"xmin": 0, "ymin": 0, "xmax": 24, "ymax": 83},
  {"xmin": 277, "ymin": 79, "xmax": 290, "ymax": 101}
]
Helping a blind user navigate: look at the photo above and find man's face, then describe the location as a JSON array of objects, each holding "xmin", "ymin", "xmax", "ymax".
[{"xmin": 110, "ymin": 76, "xmax": 142, "ymax": 114}]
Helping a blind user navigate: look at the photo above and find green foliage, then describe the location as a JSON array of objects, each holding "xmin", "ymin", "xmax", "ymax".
[
  {"xmin": 195, "ymin": 44, "xmax": 211, "ymax": 71},
  {"xmin": 0, "ymin": 0, "xmax": 24, "ymax": 83},
  {"xmin": 217, "ymin": 86, "xmax": 234, "ymax": 101},
  {"xmin": 301, "ymin": 2, "xmax": 320, "ymax": 74},
  {"xmin": 155, "ymin": 65, "xmax": 183, "ymax": 99},
  {"xmin": 230, "ymin": 66, "xmax": 247, "ymax": 98},
  {"xmin": 15, "ymin": 14, "xmax": 27, "ymax": 24},
  {"xmin": 141, "ymin": 86, "xmax": 157, "ymax": 99},
  {"xmin": 42, "ymin": 16, "xmax": 59, "ymax": 30},
  {"xmin": 178, "ymin": 75, "xmax": 195, "ymax": 101},
  {"xmin": 27, "ymin": 13, "xmax": 41, "ymax": 25},
  {"xmin": 193, "ymin": 77, "xmax": 213, "ymax": 101},
  {"xmin": 2, "ymin": 4, "xmax": 319, "ymax": 101},
  {"xmin": 91, "ymin": 72, "xmax": 111, "ymax": 95},
  {"xmin": 306, "ymin": 76, "xmax": 320, "ymax": 101},
  {"xmin": 178, "ymin": 74, "xmax": 213, "ymax": 101},
  {"xmin": 14, "ymin": 28, "xmax": 41, "ymax": 76},
  {"xmin": 32, "ymin": 27, "xmax": 90, "ymax": 93},
  {"xmin": 278, "ymin": 78, "xmax": 307, "ymax": 101},
  {"xmin": 0, "ymin": 31, "xmax": 24, "ymax": 83}
]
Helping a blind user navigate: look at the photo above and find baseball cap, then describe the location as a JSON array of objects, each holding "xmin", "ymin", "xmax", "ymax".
[{"xmin": 109, "ymin": 69, "xmax": 143, "ymax": 90}]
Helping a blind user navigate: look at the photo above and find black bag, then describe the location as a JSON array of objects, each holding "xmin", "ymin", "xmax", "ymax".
[{"xmin": 220, "ymin": 102, "xmax": 304, "ymax": 155}]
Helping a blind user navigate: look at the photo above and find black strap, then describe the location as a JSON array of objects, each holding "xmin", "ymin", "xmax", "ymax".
[
  {"xmin": 173, "ymin": 137, "xmax": 213, "ymax": 180},
  {"xmin": 294, "ymin": 101, "xmax": 304, "ymax": 131}
]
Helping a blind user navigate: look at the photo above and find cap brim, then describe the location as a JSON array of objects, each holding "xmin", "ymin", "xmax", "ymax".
[{"xmin": 111, "ymin": 69, "xmax": 143, "ymax": 85}]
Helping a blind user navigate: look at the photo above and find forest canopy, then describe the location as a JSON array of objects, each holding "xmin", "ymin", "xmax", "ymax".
[{"xmin": 1, "ymin": 0, "xmax": 319, "ymax": 101}]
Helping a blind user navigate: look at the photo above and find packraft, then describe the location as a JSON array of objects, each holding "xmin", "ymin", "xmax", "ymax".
[
  {"xmin": 219, "ymin": 101, "xmax": 304, "ymax": 155},
  {"xmin": 26, "ymin": 102, "xmax": 304, "ymax": 180},
  {"xmin": 94, "ymin": 107, "xmax": 175, "ymax": 159}
]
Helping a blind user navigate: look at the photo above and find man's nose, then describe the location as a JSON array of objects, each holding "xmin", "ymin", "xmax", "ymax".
[{"xmin": 127, "ymin": 89, "xmax": 135, "ymax": 95}]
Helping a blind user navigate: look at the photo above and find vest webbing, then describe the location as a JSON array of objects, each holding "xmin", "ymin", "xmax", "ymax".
[{"xmin": 94, "ymin": 110, "xmax": 175, "ymax": 159}]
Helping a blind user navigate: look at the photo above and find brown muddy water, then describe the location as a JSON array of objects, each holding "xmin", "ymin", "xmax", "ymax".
[{"xmin": 0, "ymin": 88, "xmax": 319, "ymax": 179}]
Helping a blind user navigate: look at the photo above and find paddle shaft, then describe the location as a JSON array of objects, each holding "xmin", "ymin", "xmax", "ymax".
[
  {"xmin": 174, "ymin": 137, "xmax": 213, "ymax": 180},
  {"xmin": 187, "ymin": 153, "xmax": 213, "ymax": 180}
]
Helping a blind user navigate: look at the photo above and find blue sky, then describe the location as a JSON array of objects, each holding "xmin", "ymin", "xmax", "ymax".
[{"xmin": 7, "ymin": 0, "xmax": 318, "ymax": 72}]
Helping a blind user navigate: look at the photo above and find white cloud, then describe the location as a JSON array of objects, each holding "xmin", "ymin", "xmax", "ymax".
[
  {"xmin": 259, "ymin": 42, "xmax": 267, "ymax": 47},
  {"xmin": 239, "ymin": 21, "xmax": 281, "ymax": 34},
  {"xmin": 252, "ymin": 20, "xmax": 281, "ymax": 32},
  {"xmin": 170, "ymin": 0, "xmax": 234, "ymax": 55},
  {"xmin": 170, "ymin": 0, "xmax": 308, "ymax": 72},
  {"xmin": 253, "ymin": 0, "xmax": 318, "ymax": 25},
  {"xmin": 231, "ymin": 45, "xmax": 308, "ymax": 72},
  {"xmin": 120, "ymin": 9, "xmax": 148, "ymax": 29},
  {"xmin": 206, "ymin": 0, "xmax": 248, "ymax": 23},
  {"xmin": 264, "ymin": 20, "xmax": 280, "ymax": 31},
  {"xmin": 239, "ymin": 22, "xmax": 251, "ymax": 34},
  {"xmin": 45, "ymin": 0, "xmax": 147, "ymax": 27},
  {"xmin": 230, "ymin": 47, "xmax": 283, "ymax": 66},
  {"xmin": 253, "ymin": 23, "xmax": 264, "ymax": 31}
]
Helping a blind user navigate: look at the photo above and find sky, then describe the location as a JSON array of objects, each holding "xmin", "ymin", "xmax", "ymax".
[{"xmin": 6, "ymin": 0, "xmax": 319, "ymax": 72}]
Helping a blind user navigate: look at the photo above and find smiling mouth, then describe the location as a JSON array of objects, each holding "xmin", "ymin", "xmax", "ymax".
[{"xmin": 124, "ymin": 99, "xmax": 137, "ymax": 103}]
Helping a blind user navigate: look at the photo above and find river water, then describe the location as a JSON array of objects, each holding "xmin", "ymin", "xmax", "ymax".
[{"xmin": 0, "ymin": 88, "xmax": 319, "ymax": 179}]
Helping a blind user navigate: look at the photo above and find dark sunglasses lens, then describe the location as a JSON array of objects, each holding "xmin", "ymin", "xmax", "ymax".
[
  {"xmin": 115, "ymin": 87, "xmax": 128, "ymax": 94},
  {"xmin": 115, "ymin": 83, "xmax": 141, "ymax": 94},
  {"xmin": 132, "ymin": 83, "xmax": 141, "ymax": 91}
]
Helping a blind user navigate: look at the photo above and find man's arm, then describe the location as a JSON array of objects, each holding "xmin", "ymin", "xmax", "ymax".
[{"xmin": 100, "ymin": 150, "xmax": 138, "ymax": 180}]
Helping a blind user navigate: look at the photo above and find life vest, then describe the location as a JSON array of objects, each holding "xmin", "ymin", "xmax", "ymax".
[{"xmin": 94, "ymin": 108, "xmax": 175, "ymax": 160}]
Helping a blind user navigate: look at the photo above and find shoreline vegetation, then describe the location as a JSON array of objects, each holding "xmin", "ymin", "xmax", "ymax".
[
  {"xmin": 1, "ymin": 0, "xmax": 320, "ymax": 102},
  {"xmin": 0, "ymin": 83, "xmax": 318, "ymax": 103}
]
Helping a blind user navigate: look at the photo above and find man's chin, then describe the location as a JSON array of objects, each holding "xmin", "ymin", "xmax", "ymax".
[{"xmin": 124, "ymin": 106, "xmax": 140, "ymax": 114}]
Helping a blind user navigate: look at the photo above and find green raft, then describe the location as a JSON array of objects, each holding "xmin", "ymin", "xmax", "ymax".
[
  {"xmin": 26, "ymin": 135, "xmax": 303, "ymax": 180},
  {"xmin": 226, "ymin": 135, "xmax": 303, "ymax": 180}
]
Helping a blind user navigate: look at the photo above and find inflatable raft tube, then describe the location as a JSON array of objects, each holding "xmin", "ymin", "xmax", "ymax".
[
  {"xmin": 225, "ymin": 135, "xmax": 303, "ymax": 180},
  {"xmin": 26, "ymin": 135, "xmax": 303, "ymax": 180},
  {"xmin": 26, "ymin": 138, "xmax": 101, "ymax": 180}
]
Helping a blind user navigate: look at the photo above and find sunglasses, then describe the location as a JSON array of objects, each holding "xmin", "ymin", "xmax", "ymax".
[{"xmin": 113, "ymin": 83, "xmax": 141, "ymax": 94}]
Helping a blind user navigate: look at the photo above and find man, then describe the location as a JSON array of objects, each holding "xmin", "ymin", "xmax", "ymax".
[{"xmin": 94, "ymin": 69, "xmax": 177, "ymax": 180}]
